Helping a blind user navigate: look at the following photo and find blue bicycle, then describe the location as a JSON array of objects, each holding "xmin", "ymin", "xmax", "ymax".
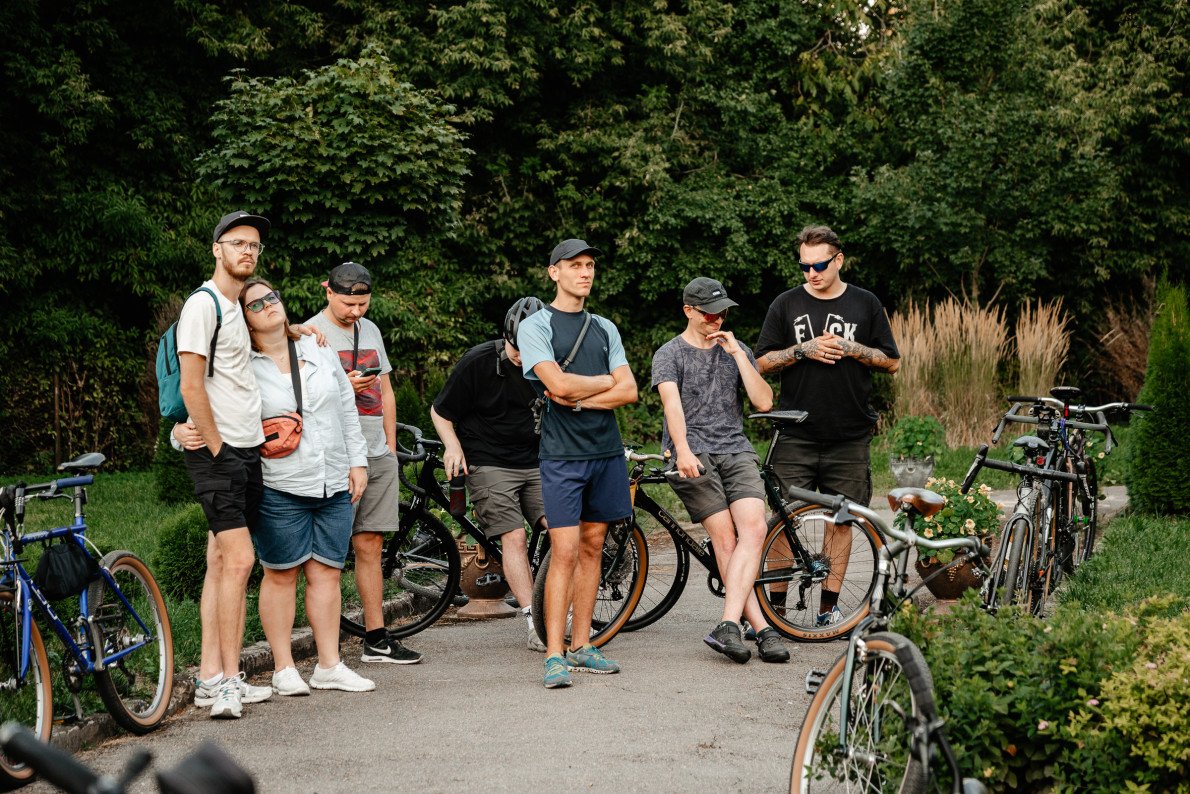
[{"xmin": 1, "ymin": 453, "xmax": 173, "ymax": 790}]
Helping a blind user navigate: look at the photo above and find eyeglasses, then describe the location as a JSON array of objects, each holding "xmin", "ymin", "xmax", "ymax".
[
  {"xmin": 245, "ymin": 291, "xmax": 281, "ymax": 313},
  {"xmin": 799, "ymin": 252, "xmax": 838, "ymax": 273},
  {"xmin": 692, "ymin": 307, "xmax": 728, "ymax": 322},
  {"xmin": 218, "ymin": 239, "xmax": 265, "ymax": 255}
]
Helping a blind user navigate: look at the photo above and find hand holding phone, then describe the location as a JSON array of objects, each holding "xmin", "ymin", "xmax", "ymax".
[{"xmin": 355, "ymin": 366, "xmax": 383, "ymax": 377}]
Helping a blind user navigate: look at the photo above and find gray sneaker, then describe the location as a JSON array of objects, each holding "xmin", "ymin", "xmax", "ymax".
[
  {"xmin": 195, "ymin": 671, "xmax": 272, "ymax": 707},
  {"xmin": 209, "ymin": 677, "xmax": 242, "ymax": 719},
  {"xmin": 527, "ymin": 625, "xmax": 547, "ymax": 653},
  {"xmin": 704, "ymin": 621, "xmax": 751, "ymax": 664}
]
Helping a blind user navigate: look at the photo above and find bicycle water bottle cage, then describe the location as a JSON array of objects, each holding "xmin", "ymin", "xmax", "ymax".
[{"xmin": 1012, "ymin": 435, "xmax": 1050, "ymax": 454}]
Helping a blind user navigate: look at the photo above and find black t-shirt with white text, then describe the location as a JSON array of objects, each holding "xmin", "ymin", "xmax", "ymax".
[{"xmin": 755, "ymin": 284, "xmax": 899, "ymax": 442}]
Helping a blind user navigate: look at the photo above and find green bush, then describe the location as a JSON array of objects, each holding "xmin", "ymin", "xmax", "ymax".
[
  {"xmin": 154, "ymin": 503, "xmax": 209, "ymax": 602},
  {"xmin": 895, "ymin": 596, "xmax": 1184, "ymax": 791},
  {"xmin": 152, "ymin": 419, "xmax": 194, "ymax": 504},
  {"xmin": 1127, "ymin": 281, "xmax": 1190, "ymax": 515}
]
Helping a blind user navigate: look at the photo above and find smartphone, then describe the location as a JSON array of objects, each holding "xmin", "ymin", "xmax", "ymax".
[{"xmin": 356, "ymin": 366, "xmax": 382, "ymax": 377}]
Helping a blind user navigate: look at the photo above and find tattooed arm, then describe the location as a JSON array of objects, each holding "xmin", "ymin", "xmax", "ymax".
[
  {"xmin": 836, "ymin": 338, "xmax": 900, "ymax": 373},
  {"xmin": 757, "ymin": 336, "xmax": 839, "ymax": 374}
]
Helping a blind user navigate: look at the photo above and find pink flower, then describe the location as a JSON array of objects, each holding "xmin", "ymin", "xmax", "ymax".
[
  {"xmin": 1146, "ymin": 662, "xmax": 1158, "ymax": 670},
  {"xmin": 1037, "ymin": 720, "xmax": 1049, "ymax": 731},
  {"xmin": 1087, "ymin": 699, "xmax": 1100, "ymax": 707}
]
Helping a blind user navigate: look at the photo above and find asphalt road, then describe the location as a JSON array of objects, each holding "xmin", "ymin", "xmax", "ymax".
[{"xmin": 30, "ymin": 486, "xmax": 1128, "ymax": 793}]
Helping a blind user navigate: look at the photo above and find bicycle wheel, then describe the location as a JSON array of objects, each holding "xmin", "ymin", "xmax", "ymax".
[
  {"xmin": 1028, "ymin": 492, "xmax": 1055, "ymax": 613},
  {"xmin": 0, "ymin": 589, "xmax": 53, "ymax": 790},
  {"xmin": 1001, "ymin": 516, "xmax": 1033, "ymax": 611},
  {"xmin": 1073, "ymin": 458, "xmax": 1098, "ymax": 566},
  {"xmin": 791, "ymin": 631, "xmax": 936, "ymax": 793},
  {"xmin": 623, "ymin": 517, "xmax": 689, "ymax": 632},
  {"xmin": 340, "ymin": 503, "xmax": 461, "ymax": 640},
  {"xmin": 531, "ymin": 520, "xmax": 648, "ymax": 649},
  {"xmin": 756, "ymin": 503, "xmax": 882, "ymax": 641},
  {"xmin": 88, "ymin": 551, "xmax": 174, "ymax": 735}
]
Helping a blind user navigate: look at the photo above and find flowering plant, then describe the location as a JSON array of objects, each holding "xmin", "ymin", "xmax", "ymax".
[
  {"xmin": 887, "ymin": 415, "xmax": 947, "ymax": 460},
  {"xmin": 896, "ymin": 476, "xmax": 1002, "ymax": 565}
]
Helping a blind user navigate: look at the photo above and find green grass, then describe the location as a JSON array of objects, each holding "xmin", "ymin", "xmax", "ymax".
[{"xmin": 1059, "ymin": 513, "xmax": 1190, "ymax": 613}]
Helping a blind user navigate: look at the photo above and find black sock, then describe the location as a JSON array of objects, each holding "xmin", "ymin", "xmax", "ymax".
[
  {"xmin": 820, "ymin": 589, "xmax": 839, "ymax": 614},
  {"xmin": 365, "ymin": 628, "xmax": 387, "ymax": 646}
]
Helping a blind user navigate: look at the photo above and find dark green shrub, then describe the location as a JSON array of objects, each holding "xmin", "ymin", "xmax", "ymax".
[
  {"xmin": 152, "ymin": 419, "xmax": 194, "ymax": 504},
  {"xmin": 154, "ymin": 504, "xmax": 209, "ymax": 602},
  {"xmin": 1126, "ymin": 282, "xmax": 1190, "ymax": 515}
]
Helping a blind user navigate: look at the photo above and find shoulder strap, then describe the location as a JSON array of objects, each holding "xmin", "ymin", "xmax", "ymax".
[
  {"xmin": 352, "ymin": 322, "xmax": 359, "ymax": 371},
  {"xmin": 192, "ymin": 287, "xmax": 222, "ymax": 378},
  {"xmin": 559, "ymin": 312, "xmax": 592, "ymax": 372},
  {"xmin": 287, "ymin": 337, "xmax": 302, "ymax": 416}
]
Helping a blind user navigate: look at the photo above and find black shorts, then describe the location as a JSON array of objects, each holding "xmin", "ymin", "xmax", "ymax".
[
  {"xmin": 184, "ymin": 444, "xmax": 264, "ymax": 534},
  {"xmin": 770, "ymin": 434, "xmax": 873, "ymax": 507}
]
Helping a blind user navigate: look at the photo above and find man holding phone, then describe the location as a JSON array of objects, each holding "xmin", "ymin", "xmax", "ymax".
[{"xmin": 306, "ymin": 262, "xmax": 422, "ymax": 664}]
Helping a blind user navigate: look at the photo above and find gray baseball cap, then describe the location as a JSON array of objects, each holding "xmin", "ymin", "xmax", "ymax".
[
  {"xmin": 549, "ymin": 238, "xmax": 603, "ymax": 267},
  {"xmin": 213, "ymin": 211, "xmax": 270, "ymax": 243},
  {"xmin": 682, "ymin": 277, "xmax": 738, "ymax": 314}
]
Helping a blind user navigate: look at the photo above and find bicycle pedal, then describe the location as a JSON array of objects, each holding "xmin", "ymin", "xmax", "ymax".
[{"xmin": 805, "ymin": 668, "xmax": 826, "ymax": 695}]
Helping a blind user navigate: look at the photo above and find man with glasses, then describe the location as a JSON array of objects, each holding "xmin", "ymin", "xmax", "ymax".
[
  {"xmin": 517, "ymin": 238, "xmax": 638, "ymax": 689},
  {"xmin": 306, "ymin": 262, "xmax": 422, "ymax": 665},
  {"xmin": 178, "ymin": 211, "xmax": 276, "ymax": 718},
  {"xmin": 652, "ymin": 277, "xmax": 790, "ymax": 664},
  {"xmin": 755, "ymin": 225, "xmax": 900, "ymax": 626},
  {"xmin": 430, "ymin": 296, "xmax": 550, "ymax": 652}
]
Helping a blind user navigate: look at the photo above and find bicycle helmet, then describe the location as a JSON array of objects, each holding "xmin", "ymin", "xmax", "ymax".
[{"xmin": 503, "ymin": 296, "xmax": 546, "ymax": 349}]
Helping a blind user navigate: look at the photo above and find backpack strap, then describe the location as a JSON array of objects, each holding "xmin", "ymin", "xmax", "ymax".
[
  {"xmin": 191, "ymin": 287, "xmax": 222, "ymax": 378},
  {"xmin": 286, "ymin": 337, "xmax": 303, "ymax": 416},
  {"xmin": 559, "ymin": 312, "xmax": 592, "ymax": 372},
  {"xmin": 351, "ymin": 322, "xmax": 359, "ymax": 371}
]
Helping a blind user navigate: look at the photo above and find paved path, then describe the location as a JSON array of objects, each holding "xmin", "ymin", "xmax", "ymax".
[{"xmin": 31, "ymin": 486, "xmax": 1128, "ymax": 793}]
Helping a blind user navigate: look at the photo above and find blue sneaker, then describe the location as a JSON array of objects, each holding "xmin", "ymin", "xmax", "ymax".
[
  {"xmin": 815, "ymin": 606, "xmax": 844, "ymax": 628},
  {"xmin": 565, "ymin": 644, "xmax": 620, "ymax": 674},
  {"xmin": 543, "ymin": 654, "xmax": 572, "ymax": 688}
]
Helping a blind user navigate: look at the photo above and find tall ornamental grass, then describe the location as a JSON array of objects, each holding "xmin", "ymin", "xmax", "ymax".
[
  {"xmin": 932, "ymin": 299, "xmax": 1009, "ymax": 447},
  {"xmin": 1015, "ymin": 298, "xmax": 1070, "ymax": 397},
  {"xmin": 889, "ymin": 301, "xmax": 938, "ymax": 421}
]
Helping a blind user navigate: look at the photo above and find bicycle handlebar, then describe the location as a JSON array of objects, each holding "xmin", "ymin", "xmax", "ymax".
[
  {"xmin": 959, "ymin": 443, "xmax": 1079, "ymax": 495},
  {"xmin": 624, "ymin": 449, "xmax": 702, "ymax": 478},
  {"xmin": 394, "ymin": 423, "xmax": 427, "ymax": 463},
  {"xmin": 0, "ymin": 721, "xmax": 111, "ymax": 794}
]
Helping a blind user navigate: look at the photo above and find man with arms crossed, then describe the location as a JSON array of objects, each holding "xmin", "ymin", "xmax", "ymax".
[
  {"xmin": 652, "ymin": 277, "xmax": 790, "ymax": 664},
  {"xmin": 179, "ymin": 211, "xmax": 276, "ymax": 718},
  {"xmin": 307, "ymin": 262, "xmax": 421, "ymax": 664},
  {"xmin": 518, "ymin": 239, "xmax": 638, "ymax": 689},
  {"xmin": 430, "ymin": 296, "xmax": 550, "ymax": 652},
  {"xmin": 755, "ymin": 225, "xmax": 900, "ymax": 627}
]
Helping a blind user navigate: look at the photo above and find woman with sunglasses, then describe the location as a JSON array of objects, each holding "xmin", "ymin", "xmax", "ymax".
[{"xmin": 236, "ymin": 277, "xmax": 374, "ymax": 696}]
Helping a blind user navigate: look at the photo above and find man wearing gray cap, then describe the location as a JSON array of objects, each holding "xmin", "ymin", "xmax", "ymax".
[
  {"xmin": 651, "ymin": 277, "xmax": 790, "ymax": 664},
  {"xmin": 517, "ymin": 238, "xmax": 638, "ymax": 688}
]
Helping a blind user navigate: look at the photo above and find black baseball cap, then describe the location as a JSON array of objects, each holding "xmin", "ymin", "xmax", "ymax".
[
  {"xmin": 322, "ymin": 262, "xmax": 372, "ymax": 295},
  {"xmin": 549, "ymin": 238, "xmax": 603, "ymax": 267},
  {"xmin": 682, "ymin": 277, "xmax": 738, "ymax": 314},
  {"xmin": 213, "ymin": 211, "xmax": 270, "ymax": 243}
]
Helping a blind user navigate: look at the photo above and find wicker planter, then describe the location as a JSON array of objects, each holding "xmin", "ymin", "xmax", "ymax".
[
  {"xmin": 914, "ymin": 539, "xmax": 994, "ymax": 600},
  {"xmin": 889, "ymin": 455, "xmax": 935, "ymax": 488}
]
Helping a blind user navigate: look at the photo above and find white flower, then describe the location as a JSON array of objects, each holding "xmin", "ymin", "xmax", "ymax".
[
  {"xmin": 964, "ymin": 518, "xmax": 976, "ymax": 529},
  {"xmin": 1098, "ymin": 452, "xmax": 1105, "ymax": 459},
  {"xmin": 966, "ymin": 495, "xmax": 975, "ymax": 503},
  {"xmin": 924, "ymin": 528, "xmax": 934, "ymax": 538}
]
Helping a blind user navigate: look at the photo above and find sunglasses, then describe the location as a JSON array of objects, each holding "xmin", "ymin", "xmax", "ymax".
[
  {"xmin": 245, "ymin": 291, "xmax": 281, "ymax": 313},
  {"xmin": 799, "ymin": 252, "xmax": 839, "ymax": 273},
  {"xmin": 692, "ymin": 306, "xmax": 728, "ymax": 322}
]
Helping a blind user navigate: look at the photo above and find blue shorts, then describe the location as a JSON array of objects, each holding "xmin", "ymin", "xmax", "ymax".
[
  {"xmin": 253, "ymin": 487, "xmax": 353, "ymax": 570},
  {"xmin": 539, "ymin": 455, "xmax": 632, "ymax": 528}
]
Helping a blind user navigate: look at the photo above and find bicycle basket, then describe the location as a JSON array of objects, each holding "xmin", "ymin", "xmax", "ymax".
[{"xmin": 32, "ymin": 541, "xmax": 100, "ymax": 601}]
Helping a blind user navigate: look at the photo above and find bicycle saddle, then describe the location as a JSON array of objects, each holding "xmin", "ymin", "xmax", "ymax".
[
  {"xmin": 887, "ymin": 487, "xmax": 946, "ymax": 518},
  {"xmin": 57, "ymin": 452, "xmax": 106, "ymax": 471},
  {"xmin": 1011, "ymin": 434, "xmax": 1050, "ymax": 453},
  {"xmin": 1049, "ymin": 385, "xmax": 1081, "ymax": 401},
  {"xmin": 748, "ymin": 410, "xmax": 809, "ymax": 423}
]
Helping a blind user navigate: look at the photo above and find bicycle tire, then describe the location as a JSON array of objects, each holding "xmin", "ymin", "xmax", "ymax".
[
  {"xmin": 88, "ymin": 551, "xmax": 174, "ymax": 735},
  {"xmin": 340, "ymin": 503, "xmax": 461, "ymax": 640},
  {"xmin": 1074, "ymin": 457, "xmax": 1098, "ymax": 565},
  {"xmin": 790, "ymin": 631, "xmax": 935, "ymax": 793},
  {"xmin": 0, "ymin": 589, "xmax": 53, "ymax": 790},
  {"xmin": 622, "ymin": 518, "xmax": 690, "ymax": 632},
  {"xmin": 1028, "ymin": 491, "xmax": 1053, "ymax": 614},
  {"xmin": 756, "ymin": 503, "xmax": 882, "ymax": 642},
  {"xmin": 531, "ymin": 520, "xmax": 648, "ymax": 649},
  {"xmin": 1001, "ymin": 515, "xmax": 1032, "ymax": 610}
]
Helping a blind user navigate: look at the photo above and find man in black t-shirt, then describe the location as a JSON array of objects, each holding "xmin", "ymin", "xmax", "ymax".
[
  {"xmin": 755, "ymin": 225, "xmax": 900, "ymax": 627},
  {"xmin": 431, "ymin": 297, "xmax": 549, "ymax": 652}
]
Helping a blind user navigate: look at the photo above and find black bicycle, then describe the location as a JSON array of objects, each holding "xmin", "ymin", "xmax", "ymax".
[{"xmin": 623, "ymin": 411, "xmax": 884, "ymax": 641}]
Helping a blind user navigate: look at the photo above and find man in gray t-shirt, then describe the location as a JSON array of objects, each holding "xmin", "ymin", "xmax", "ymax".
[{"xmin": 651, "ymin": 277, "xmax": 789, "ymax": 665}]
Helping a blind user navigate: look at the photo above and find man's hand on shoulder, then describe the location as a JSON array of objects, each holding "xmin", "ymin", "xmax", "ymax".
[{"xmin": 290, "ymin": 324, "xmax": 328, "ymax": 347}]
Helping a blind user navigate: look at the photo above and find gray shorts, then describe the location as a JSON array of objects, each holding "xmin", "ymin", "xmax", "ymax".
[
  {"xmin": 467, "ymin": 465, "xmax": 545, "ymax": 537},
  {"xmin": 353, "ymin": 451, "xmax": 400, "ymax": 534},
  {"xmin": 669, "ymin": 451, "xmax": 765, "ymax": 524},
  {"xmin": 770, "ymin": 434, "xmax": 873, "ymax": 506}
]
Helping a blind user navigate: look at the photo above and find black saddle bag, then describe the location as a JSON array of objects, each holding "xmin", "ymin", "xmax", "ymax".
[{"xmin": 33, "ymin": 542, "xmax": 100, "ymax": 601}]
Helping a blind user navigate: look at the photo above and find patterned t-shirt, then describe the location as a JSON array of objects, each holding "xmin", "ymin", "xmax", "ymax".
[{"xmin": 651, "ymin": 336, "xmax": 757, "ymax": 456}]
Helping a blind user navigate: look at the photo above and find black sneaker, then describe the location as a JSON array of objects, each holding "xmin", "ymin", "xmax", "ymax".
[
  {"xmin": 755, "ymin": 627, "xmax": 791, "ymax": 663},
  {"xmin": 362, "ymin": 636, "xmax": 423, "ymax": 665},
  {"xmin": 704, "ymin": 621, "xmax": 751, "ymax": 664}
]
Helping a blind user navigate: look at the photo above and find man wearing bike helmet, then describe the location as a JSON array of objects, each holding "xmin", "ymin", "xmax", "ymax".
[
  {"xmin": 652, "ymin": 277, "xmax": 790, "ymax": 664},
  {"xmin": 518, "ymin": 238, "xmax": 639, "ymax": 689},
  {"xmin": 430, "ymin": 297, "xmax": 551, "ymax": 652}
]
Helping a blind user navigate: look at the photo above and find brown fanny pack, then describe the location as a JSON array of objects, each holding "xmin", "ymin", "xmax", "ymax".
[{"xmin": 261, "ymin": 337, "xmax": 303, "ymax": 459}]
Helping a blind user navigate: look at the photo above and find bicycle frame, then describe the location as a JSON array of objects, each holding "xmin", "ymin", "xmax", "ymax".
[{"xmin": 627, "ymin": 464, "xmax": 720, "ymax": 581}]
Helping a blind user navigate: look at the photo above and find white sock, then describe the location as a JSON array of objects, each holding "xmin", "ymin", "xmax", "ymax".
[
  {"xmin": 202, "ymin": 672, "xmax": 223, "ymax": 687},
  {"xmin": 522, "ymin": 606, "xmax": 535, "ymax": 629}
]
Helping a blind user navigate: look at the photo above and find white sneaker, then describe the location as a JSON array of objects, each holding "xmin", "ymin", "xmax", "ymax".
[
  {"xmin": 528, "ymin": 625, "xmax": 547, "ymax": 653},
  {"xmin": 271, "ymin": 666, "xmax": 311, "ymax": 697},
  {"xmin": 240, "ymin": 676, "xmax": 273, "ymax": 704},
  {"xmin": 209, "ymin": 677, "xmax": 242, "ymax": 719},
  {"xmin": 309, "ymin": 662, "xmax": 376, "ymax": 692}
]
